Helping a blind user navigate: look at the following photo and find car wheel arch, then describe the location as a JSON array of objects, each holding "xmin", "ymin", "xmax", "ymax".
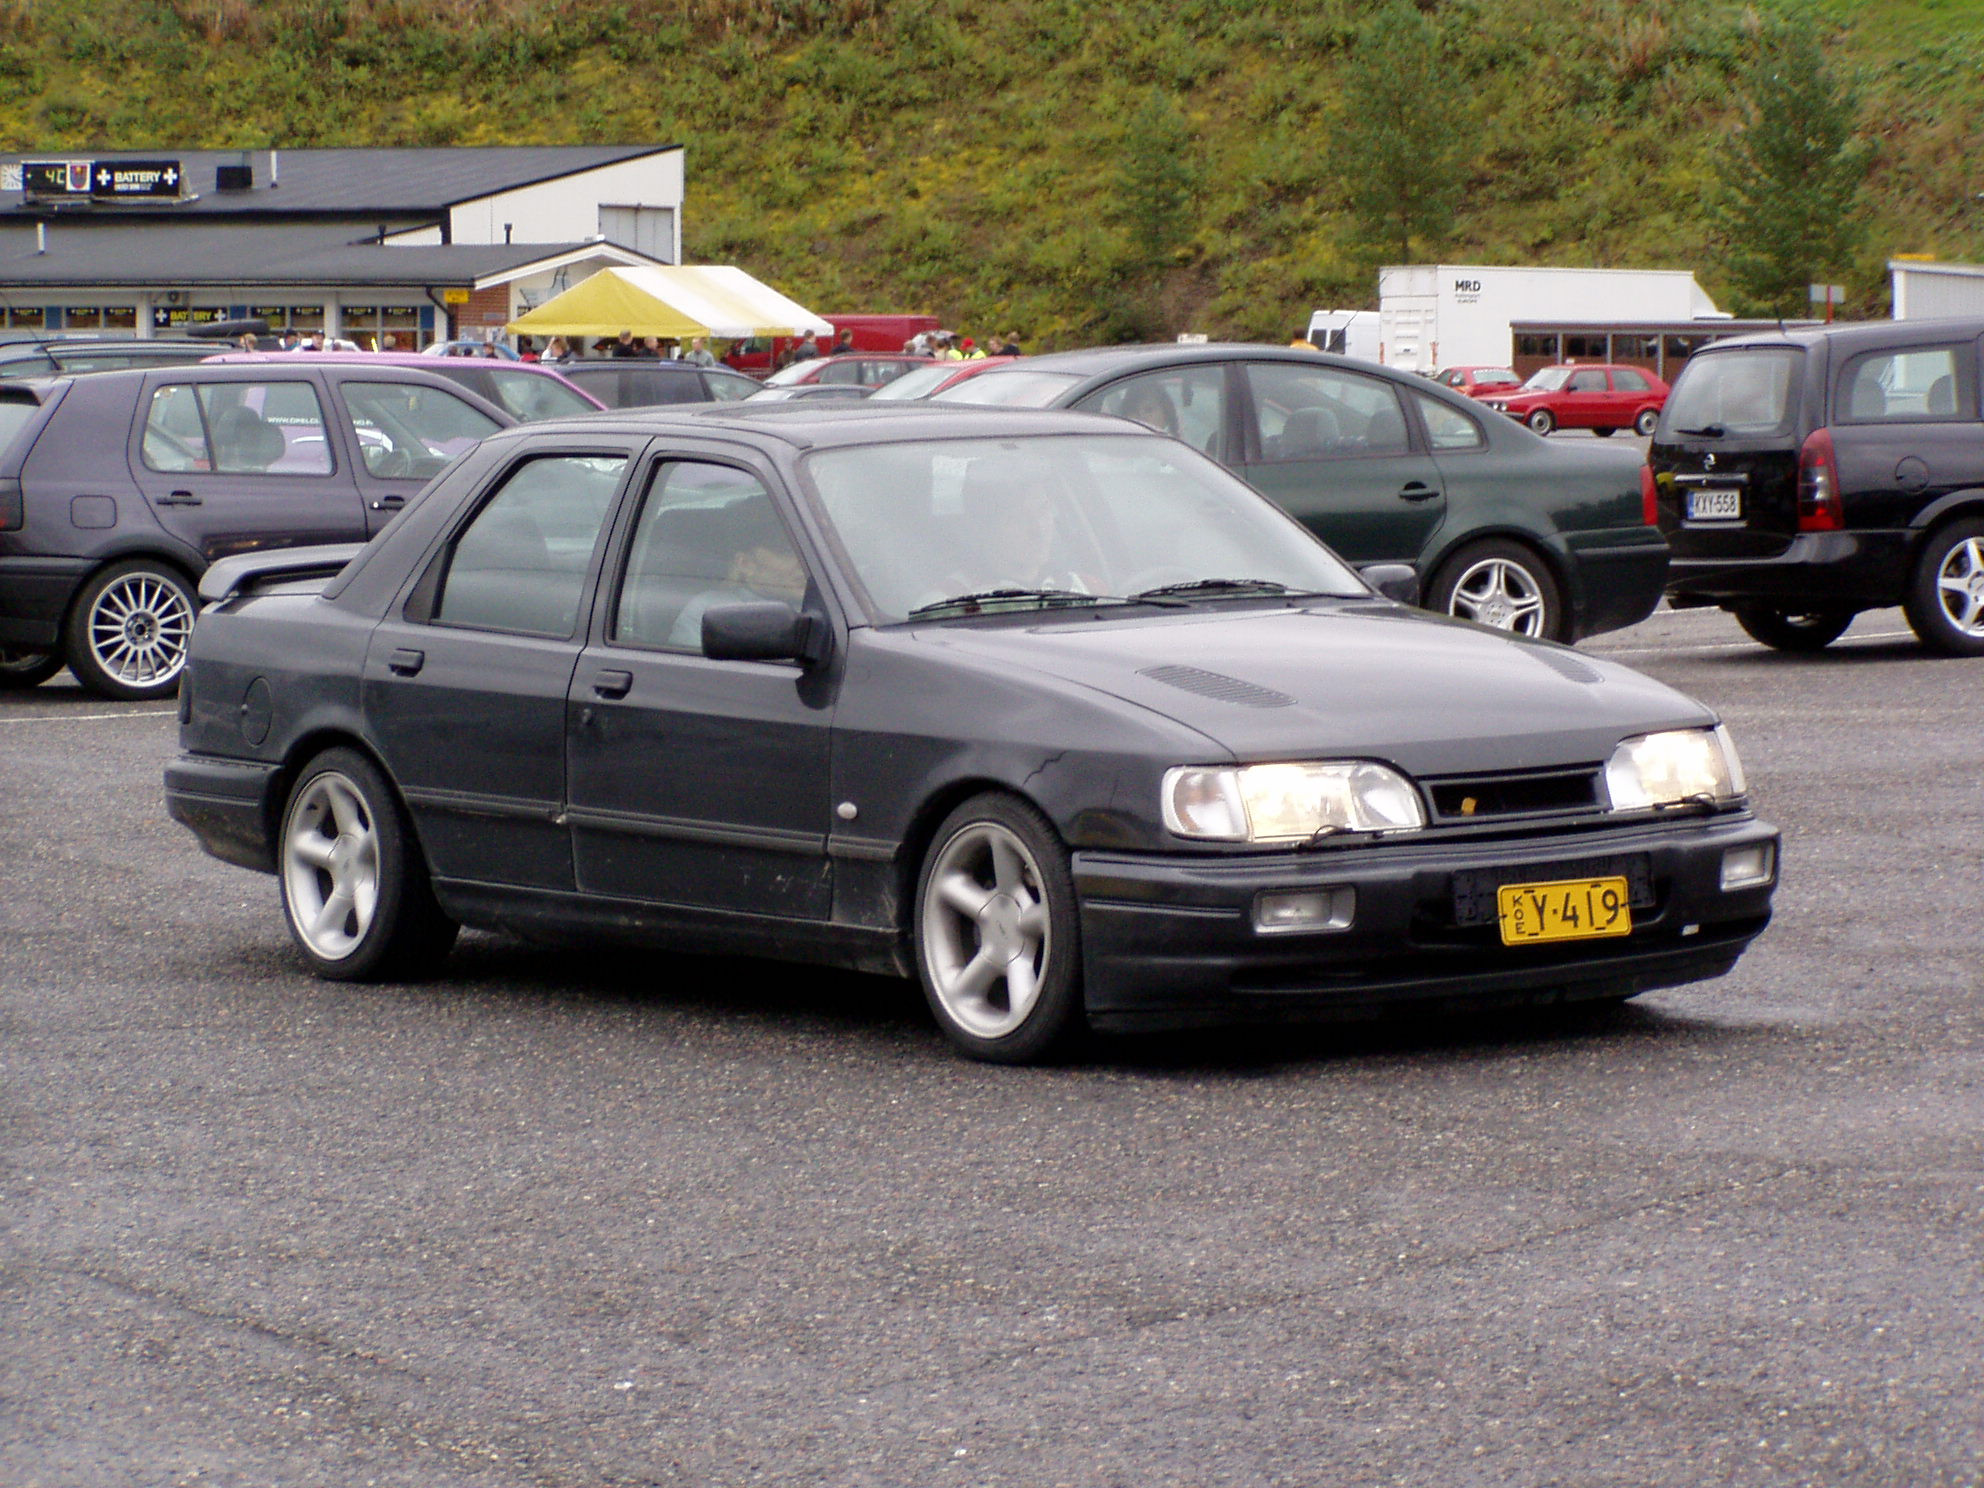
[
  {"xmin": 892, "ymin": 776, "xmax": 1065, "ymax": 937},
  {"xmin": 268, "ymin": 728, "xmax": 418, "ymax": 868},
  {"xmin": 1907, "ymin": 489, "xmax": 1984, "ymax": 542}
]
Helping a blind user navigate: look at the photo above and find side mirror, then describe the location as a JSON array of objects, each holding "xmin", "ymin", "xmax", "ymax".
[
  {"xmin": 1359, "ymin": 563, "xmax": 1420, "ymax": 606},
  {"xmin": 701, "ymin": 601, "xmax": 827, "ymax": 665}
]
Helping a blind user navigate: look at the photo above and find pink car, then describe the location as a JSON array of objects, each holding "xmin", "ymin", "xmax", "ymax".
[{"xmin": 205, "ymin": 351, "xmax": 603, "ymax": 423}]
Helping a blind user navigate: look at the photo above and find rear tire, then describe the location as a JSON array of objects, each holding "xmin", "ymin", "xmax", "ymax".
[
  {"xmin": 1733, "ymin": 604, "xmax": 1855, "ymax": 652},
  {"xmin": 1904, "ymin": 518, "xmax": 1984, "ymax": 656},
  {"xmin": 913, "ymin": 793, "xmax": 1084, "ymax": 1064},
  {"xmin": 1525, "ymin": 409, "xmax": 1555, "ymax": 436},
  {"xmin": 64, "ymin": 559, "xmax": 197, "ymax": 700},
  {"xmin": 1592, "ymin": 427, "xmax": 1616, "ymax": 438},
  {"xmin": 278, "ymin": 747, "xmax": 458, "ymax": 981},
  {"xmin": 0, "ymin": 647, "xmax": 63, "ymax": 688},
  {"xmin": 1426, "ymin": 539, "xmax": 1565, "ymax": 641}
]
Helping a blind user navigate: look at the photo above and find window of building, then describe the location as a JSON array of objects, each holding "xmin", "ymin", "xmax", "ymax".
[
  {"xmin": 64, "ymin": 307, "xmax": 101, "ymax": 330},
  {"xmin": 7, "ymin": 306, "xmax": 46, "ymax": 329},
  {"xmin": 1515, "ymin": 333, "xmax": 1559, "ymax": 360},
  {"xmin": 1563, "ymin": 333, "xmax": 1608, "ymax": 361}
]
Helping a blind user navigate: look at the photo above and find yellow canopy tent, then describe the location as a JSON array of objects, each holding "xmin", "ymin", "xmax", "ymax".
[{"xmin": 507, "ymin": 266, "xmax": 834, "ymax": 340}]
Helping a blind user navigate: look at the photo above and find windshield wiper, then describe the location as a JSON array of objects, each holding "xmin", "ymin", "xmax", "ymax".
[
  {"xmin": 906, "ymin": 587, "xmax": 1123, "ymax": 619},
  {"xmin": 1675, "ymin": 423, "xmax": 1726, "ymax": 438},
  {"xmin": 1131, "ymin": 577, "xmax": 1301, "ymax": 601}
]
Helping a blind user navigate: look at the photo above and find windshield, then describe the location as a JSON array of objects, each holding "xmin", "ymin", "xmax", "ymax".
[
  {"xmin": 929, "ymin": 369, "xmax": 1085, "ymax": 407},
  {"xmin": 801, "ymin": 433, "xmax": 1366, "ymax": 623},
  {"xmin": 1664, "ymin": 348, "xmax": 1802, "ymax": 436},
  {"xmin": 867, "ymin": 362, "xmax": 956, "ymax": 401},
  {"xmin": 1522, "ymin": 367, "xmax": 1574, "ymax": 391},
  {"xmin": 764, "ymin": 356, "xmax": 831, "ymax": 387},
  {"xmin": 484, "ymin": 368, "xmax": 597, "ymax": 421}
]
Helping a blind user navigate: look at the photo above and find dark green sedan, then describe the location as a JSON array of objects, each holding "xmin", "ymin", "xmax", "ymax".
[{"xmin": 931, "ymin": 344, "xmax": 1668, "ymax": 641}]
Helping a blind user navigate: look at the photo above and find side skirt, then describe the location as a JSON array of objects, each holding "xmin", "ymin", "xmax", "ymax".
[{"xmin": 431, "ymin": 877, "xmax": 912, "ymax": 978}]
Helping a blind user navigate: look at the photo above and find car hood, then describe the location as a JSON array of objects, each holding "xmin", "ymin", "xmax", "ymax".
[{"xmin": 914, "ymin": 602, "xmax": 1712, "ymax": 773}]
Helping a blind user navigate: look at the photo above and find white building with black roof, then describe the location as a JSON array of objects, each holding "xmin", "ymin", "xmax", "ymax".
[{"xmin": 0, "ymin": 145, "xmax": 684, "ymax": 345}]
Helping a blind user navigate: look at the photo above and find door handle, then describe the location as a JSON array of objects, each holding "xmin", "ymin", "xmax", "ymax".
[
  {"xmin": 386, "ymin": 647, "xmax": 425, "ymax": 676},
  {"xmin": 369, "ymin": 494, "xmax": 407, "ymax": 512},
  {"xmin": 157, "ymin": 490, "xmax": 202, "ymax": 506},
  {"xmin": 592, "ymin": 669, "xmax": 633, "ymax": 700},
  {"xmin": 1397, "ymin": 482, "xmax": 1441, "ymax": 502}
]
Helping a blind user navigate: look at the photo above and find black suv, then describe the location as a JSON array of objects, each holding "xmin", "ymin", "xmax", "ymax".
[
  {"xmin": 1651, "ymin": 317, "xmax": 1984, "ymax": 653},
  {"xmin": 0, "ymin": 363, "xmax": 514, "ymax": 699}
]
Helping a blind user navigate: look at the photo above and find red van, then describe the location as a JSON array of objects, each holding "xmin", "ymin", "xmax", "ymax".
[{"xmin": 724, "ymin": 314, "xmax": 943, "ymax": 376}]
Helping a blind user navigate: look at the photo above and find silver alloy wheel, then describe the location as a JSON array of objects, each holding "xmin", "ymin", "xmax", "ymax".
[
  {"xmin": 282, "ymin": 771, "xmax": 381, "ymax": 962},
  {"xmin": 1934, "ymin": 535, "xmax": 1984, "ymax": 636},
  {"xmin": 920, "ymin": 820, "xmax": 1053, "ymax": 1040},
  {"xmin": 1446, "ymin": 556, "xmax": 1548, "ymax": 635},
  {"xmin": 85, "ymin": 569, "xmax": 194, "ymax": 688}
]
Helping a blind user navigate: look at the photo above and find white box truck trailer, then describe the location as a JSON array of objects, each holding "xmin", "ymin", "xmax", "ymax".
[{"xmin": 1377, "ymin": 264, "xmax": 1724, "ymax": 374}]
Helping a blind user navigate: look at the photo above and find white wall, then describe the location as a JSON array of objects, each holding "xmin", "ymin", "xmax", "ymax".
[
  {"xmin": 1378, "ymin": 264, "xmax": 1722, "ymax": 371},
  {"xmin": 1891, "ymin": 263, "xmax": 1984, "ymax": 320},
  {"xmin": 449, "ymin": 151, "xmax": 684, "ymax": 259}
]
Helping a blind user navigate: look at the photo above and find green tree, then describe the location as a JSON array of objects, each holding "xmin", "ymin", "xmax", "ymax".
[
  {"xmin": 1116, "ymin": 86, "xmax": 1197, "ymax": 271},
  {"xmin": 1714, "ymin": 4, "xmax": 1873, "ymax": 316},
  {"xmin": 1331, "ymin": 0, "xmax": 1468, "ymax": 271}
]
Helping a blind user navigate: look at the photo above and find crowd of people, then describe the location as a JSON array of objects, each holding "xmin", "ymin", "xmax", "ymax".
[{"xmin": 224, "ymin": 323, "xmax": 1031, "ymax": 367}]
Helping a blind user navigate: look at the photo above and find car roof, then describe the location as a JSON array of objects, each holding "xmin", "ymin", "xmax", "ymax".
[
  {"xmin": 960, "ymin": 342, "xmax": 1400, "ymax": 378},
  {"xmin": 475, "ymin": 400, "xmax": 1148, "ymax": 451},
  {"xmin": 207, "ymin": 350, "xmax": 568, "ymax": 372},
  {"xmin": 1696, "ymin": 316, "xmax": 1984, "ymax": 354}
]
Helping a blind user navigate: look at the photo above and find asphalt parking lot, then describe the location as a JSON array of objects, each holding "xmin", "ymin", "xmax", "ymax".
[{"xmin": 4, "ymin": 603, "xmax": 1981, "ymax": 1487}]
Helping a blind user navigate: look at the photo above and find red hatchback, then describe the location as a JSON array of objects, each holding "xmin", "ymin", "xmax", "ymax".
[
  {"xmin": 1433, "ymin": 365, "xmax": 1523, "ymax": 400},
  {"xmin": 1481, "ymin": 363, "xmax": 1671, "ymax": 437}
]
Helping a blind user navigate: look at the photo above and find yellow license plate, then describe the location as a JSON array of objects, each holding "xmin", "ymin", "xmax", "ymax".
[{"xmin": 1496, "ymin": 876, "xmax": 1633, "ymax": 946}]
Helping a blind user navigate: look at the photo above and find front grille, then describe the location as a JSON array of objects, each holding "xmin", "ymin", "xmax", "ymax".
[{"xmin": 1424, "ymin": 767, "xmax": 1601, "ymax": 825}]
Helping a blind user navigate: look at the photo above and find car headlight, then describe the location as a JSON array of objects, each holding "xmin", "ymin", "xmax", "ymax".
[
  {"xmin": 1163, "ymin": 761, "xmax": 1426, "ymax": 843},
  {"xmin": 1605, "ymin": 726, "xmax": 1746, "ymax": 810}
]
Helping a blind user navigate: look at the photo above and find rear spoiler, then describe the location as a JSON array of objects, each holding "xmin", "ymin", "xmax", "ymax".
[{"xmin": 199, "ymin": 543, "xmax": 364, "ymax": 603}]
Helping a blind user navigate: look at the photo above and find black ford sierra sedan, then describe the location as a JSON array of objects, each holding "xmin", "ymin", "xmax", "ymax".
[{"xmin": 165, "ymin": 404, "xmax": 1778, "ymax": 1063}]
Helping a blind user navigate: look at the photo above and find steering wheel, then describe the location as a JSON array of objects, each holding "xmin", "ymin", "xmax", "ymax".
[{"xmin": 371, "ymin": 445, "xmax": 416, "ymax": 478}]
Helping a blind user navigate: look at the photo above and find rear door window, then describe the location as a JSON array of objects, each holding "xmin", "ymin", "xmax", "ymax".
[
  {"xmin": 1838, "ymin": 344, "xmax": 1973, "ymax": 423},
  {"xmin": 435, "ymin": 454, "xmax": 625, "ymax": 635},
  {"xmin": 1664, "ymin": 348, "xmax": 1803, "ymax": 437},
  {"xmin": 141, "ymin": 380, "xmax": 334, "ymax": 475}
]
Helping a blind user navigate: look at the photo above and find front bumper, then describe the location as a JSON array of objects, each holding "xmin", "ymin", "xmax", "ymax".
[
  {"xmin": 1073, "ymin": 813, "xmax": 1777, "ymax": 1032},
  {"xmin": 1662, "ymin": 530, "xmax": 1911, "ymax": 608}
]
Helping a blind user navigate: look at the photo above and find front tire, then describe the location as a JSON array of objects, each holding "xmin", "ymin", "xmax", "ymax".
[
  {"xmin": 279, "ymin": 747, "xmax": 457, "ymax": 981},
  {"xmin": 64, "ymin": 559, "xmax": 197, "ymax": 700},
  {"xmin": 1633, "ymin": 408, "xmax": 1660, "ymax": 437},
  {"xmin": 1904, "ymin": 519, "xmax": 1984, "ymax": 656},
  {"xmin": 1733, "ymin": 604, "xmax": 1855, "ymax": 653},
  {"xmin": 913, "ymin": 793, "xmax": 1083, "ymax": 1064},
  {"xmin": 1525, "ymin": 409, "xmax": 1556, "ymax": 435},
  {"xmin": 1426, "ymin": 539, "xmax": 1564, "ymax": 640},
  {"xmin": 0, "ymin": 646, "xmax": 63, "ymax": 689}
]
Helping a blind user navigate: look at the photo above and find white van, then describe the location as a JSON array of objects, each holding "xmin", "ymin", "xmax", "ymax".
[{"xmin": 1305, "ymin": 309, "xmax": 1381, "ymax": 362}]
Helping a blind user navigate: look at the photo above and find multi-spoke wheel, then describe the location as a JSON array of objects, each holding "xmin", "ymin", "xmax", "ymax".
[
  {"xmin": 64, "ymin": 560, "xmax": 197, "ymax": 700},
  {"xmin": 0, "ymin": 645, "xmax": 63, "ymax": 689},
  {"xmin": 1426, "ymin": 540, "xmax": 1564, "ymax": 640},
  {"xmin": 1906, "ymin": 518, "xmax": 1984, "ymax": 656},
  {"xmin": 279, "ymin": 747, "xmax": 457, "ymax": 980},
  {"xmin": 913, "ymin": 793, "xmax": 1083, "ymax": 1063}
]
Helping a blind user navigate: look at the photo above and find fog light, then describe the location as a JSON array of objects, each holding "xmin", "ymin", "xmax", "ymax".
[
  {"xmin": 1253, "ymin": 887, "xmax": 1355, "ymax": 935},
  {"xmin": 1720, "ymin": 843, "xmax": 1775, "ymax": 891}
]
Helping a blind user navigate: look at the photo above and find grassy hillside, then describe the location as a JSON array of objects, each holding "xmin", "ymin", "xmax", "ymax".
[{"xmin": 2, "ymin": 0, "xmax": 1983, "ymax": 345}]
